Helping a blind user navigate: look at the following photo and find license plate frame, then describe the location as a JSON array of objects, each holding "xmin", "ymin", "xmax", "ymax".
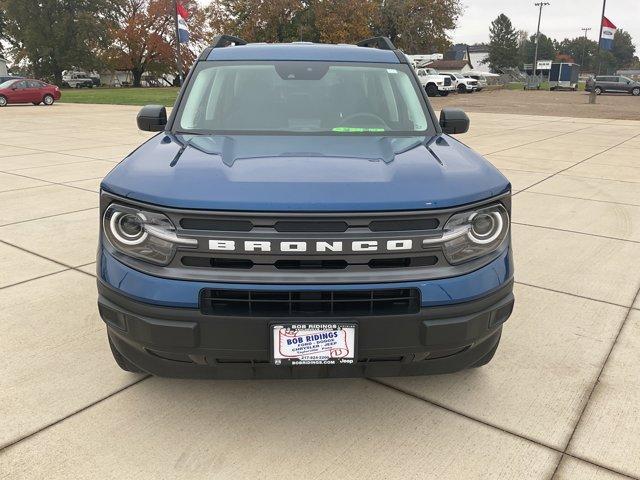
[{"xmin": 270, "ymin": 322, "xmax": 358, "ymax": 366}]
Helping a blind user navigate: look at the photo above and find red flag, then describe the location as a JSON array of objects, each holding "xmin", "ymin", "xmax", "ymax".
[{"xmin": 176, "ymin": 1, "xmax": 189, "ymax": 20}]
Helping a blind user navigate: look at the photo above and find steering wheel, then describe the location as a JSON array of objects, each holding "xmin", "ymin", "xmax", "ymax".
[{"xmin": 336, "ymin": 113, "xmax": 390, "ymax": 130}]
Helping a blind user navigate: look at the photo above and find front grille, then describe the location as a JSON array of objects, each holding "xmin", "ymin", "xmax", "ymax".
[
  {"xmin": 200, "ymin": 288, "xmax": 421, "ymax": 317},
  {"xmin": 181, "ymin": 255, "xmax": 439, "ymax": 270}
]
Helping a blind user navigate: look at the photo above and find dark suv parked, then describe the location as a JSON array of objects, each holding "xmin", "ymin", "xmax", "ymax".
[{"xmin": 586, "ymin": 75, "xmax": 640, "ymax": 96}]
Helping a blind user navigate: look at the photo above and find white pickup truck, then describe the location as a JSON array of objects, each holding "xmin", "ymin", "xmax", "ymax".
[
  {"xmin": 415, "ymin": 68, "xmax": 456, "ymax": 97},
  {"xmin": 62, "ymin": 71, "xmax": 94, "ymax": 88}
]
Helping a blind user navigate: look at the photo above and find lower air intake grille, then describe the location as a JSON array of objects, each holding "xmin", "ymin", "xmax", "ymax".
[{"xmin": 200, "ymin": 288, "xmax": 420, "ymax": 317}]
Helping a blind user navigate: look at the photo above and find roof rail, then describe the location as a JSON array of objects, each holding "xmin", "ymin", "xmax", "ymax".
[
  {"xmin": 356, "ymin": 37, "xmax": 396, "ymax": 51},
  {"xmin": 210, "ymin": 35, "xmax": 248, "ymax": 49}
]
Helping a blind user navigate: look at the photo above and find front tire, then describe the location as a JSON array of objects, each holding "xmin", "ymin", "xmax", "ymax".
[
  {"xmin": 0, "ymin": 95, "xmax": 6, "ymax": 107},
  {"xmin": 457, "ymin": 84, "xmax": 466, "ymax": 94},
  {"xmin": 425, "ymin": 84, "xmax": 438, "ymax": 97},
  {"xmin": 43, "ymin": 94, "xmax": 55, "ymax": 106},
  {"xmin": 632, "ymin": 87, "xmax": 640, "ymax": 96},
  {"xmin": 595, "ymin": 87, "xmax": 603, "ymax": 95},
  {"xmin": 108, "ymin": 335, "xmax": 144, "ymax": 373},
  {"xmin": 439, "ymin": 91, "xmax": 449, "ymax": 97}
]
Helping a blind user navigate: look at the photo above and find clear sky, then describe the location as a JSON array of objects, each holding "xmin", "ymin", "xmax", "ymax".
[{"xmin": 452, "ymin": 0, "xmax": 639, "ymax": 49}]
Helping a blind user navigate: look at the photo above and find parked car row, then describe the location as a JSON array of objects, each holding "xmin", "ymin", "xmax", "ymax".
[
  {"xmin": 0, "ymin": 78, "xmax": 61, "ymax": 107},
  {"xmin": 414, "ymin": 67, "xmax": 489, "ymax": 96}
]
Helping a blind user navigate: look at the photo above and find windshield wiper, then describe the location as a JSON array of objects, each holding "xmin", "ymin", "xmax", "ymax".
[{"xmin": 170, "ymin": 135, "xmax": 200, "ymax": 167}]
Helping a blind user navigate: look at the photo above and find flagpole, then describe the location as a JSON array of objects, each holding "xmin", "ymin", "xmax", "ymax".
[
  {"xmin": 173, "ymin": 0, "xmax": 184, "ymax": 87},
  {"xmin": 589, "ymin": 0, "xmax": 607, "ymax": 104}
]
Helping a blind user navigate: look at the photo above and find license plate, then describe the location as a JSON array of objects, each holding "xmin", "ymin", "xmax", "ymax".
[{"xmin": 271, "ymin": 323, "xmax": 357, "ymax": 366}]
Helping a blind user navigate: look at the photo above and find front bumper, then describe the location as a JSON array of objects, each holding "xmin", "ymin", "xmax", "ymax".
[{"xmin": 97, "ymin": 247, "xmax": 514, "ymax": 379}]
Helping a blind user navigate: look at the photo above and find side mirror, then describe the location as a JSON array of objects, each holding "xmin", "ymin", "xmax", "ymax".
[
  {"xmin": 439, "ymin": 108, "xmax": 470, "ymax": 135},
  {"xmin": 137, "ymin": 104, "xmax": 167, "ymax": 131}
]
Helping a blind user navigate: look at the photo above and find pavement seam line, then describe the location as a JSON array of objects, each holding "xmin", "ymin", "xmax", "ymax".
[
  {"xmin": 548, "ymin": 283, "xmax": 640, "ymax": 480},
  {"xmin": 512, "ymin": 221, "xmax": 640, "ymax": 245},
  {"xmin": 0, "ymin": 169, "xmax": 106, "ymax": 195},
  {"xmin": 368, "ymin": 378, "xmax": 640, "ymax": 480},
  {"xmin": 514, "ymin": 281, "xmax": 631, "ymax": 310},
  {"xmin": 481, "ymin": 124, "xmax": 599, "ymax": 156},
  {"xmin": 0, "ymin": 267, "xmax": 71, "ymax": 290},
  {"xmin": 0, "ymin": 183, "xmax": 53, "ymax": 194},
  {"xmin": 0, "ymin": 375, "xmax": 150, "ymax": 453},
  {"xmin": 556, "ymin": 172, "xmax": 640, "ymax": 185},
  {"xmin": 0, "ymin": 239, "xmax": 85, "ymax": 271},
  {"xmin": 520, "ymin": 190, "xmax": 640, "ymax": 208},
  {"xmin": 0, "ymin": 140, "xmax": 140, "ymax": 157},
  {"xmin": 513, "ymin": 131, "xmax": 640, "ymax": 197},
  {"xmin": 0, "ymin": 206, "xmax": 98, "ymax": 228}
]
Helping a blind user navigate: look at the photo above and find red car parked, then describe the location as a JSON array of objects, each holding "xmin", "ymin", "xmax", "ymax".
[{"xmin": 0, "ymin": 78, "xmax": 61, "ymax": 107}]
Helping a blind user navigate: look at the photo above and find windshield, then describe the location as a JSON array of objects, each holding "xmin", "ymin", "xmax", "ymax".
[
  {"xmin": 0, "ymin": 80, "xmax": 16, "ymax": 89},
  {"xmin": 176, "ymin": 61, "xmax": 429, "ymax": 134}
]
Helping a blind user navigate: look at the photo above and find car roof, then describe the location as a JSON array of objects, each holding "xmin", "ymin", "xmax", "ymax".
[{"xmin": 205, "ymin": 43, "xmax": 400, "ymax": 63}]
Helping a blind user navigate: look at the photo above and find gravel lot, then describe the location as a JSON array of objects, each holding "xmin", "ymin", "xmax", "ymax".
[
  {"xmin": 431, "ymin": 88, "xmax": 640, "ymax": 121},
  {"xmin": 1, "ymin": 103, "xmax": 640, "ymax": 479}
]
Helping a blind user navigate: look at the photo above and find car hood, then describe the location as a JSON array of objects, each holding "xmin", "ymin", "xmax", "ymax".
[{"xmin": 102, "ymin": 134, "xmax": 510, "ymax": 212}]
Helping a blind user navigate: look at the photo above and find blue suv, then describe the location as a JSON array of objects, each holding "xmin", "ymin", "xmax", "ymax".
[{"xmin": 98, "ymin": 36, "xmax": 514, "ymax": 379}]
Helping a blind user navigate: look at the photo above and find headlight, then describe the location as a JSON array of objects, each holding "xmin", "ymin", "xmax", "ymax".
[
  {"xmin": 103, "ymin": 204, "xmax": 197, "ymax": 265},
  {"xmin": 423, "ymin": 204, "xmax": 509, "ymax": 265}
]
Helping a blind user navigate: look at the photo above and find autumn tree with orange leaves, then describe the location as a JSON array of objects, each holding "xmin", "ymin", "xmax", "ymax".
[
  {"xmin": 104, "ymin": 0, "xmax": 205, "ymax": 87},
  {"xmin": 207, "ymin": 0, "xmax": 377, "ymax": 45},
  {"xmin": 207, "ymin": 0, "xmax": 462, "ymax": 53}
]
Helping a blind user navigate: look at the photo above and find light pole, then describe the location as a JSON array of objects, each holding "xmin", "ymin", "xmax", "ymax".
[
  {"xmin": 589, "ymin": 0, "xmax": 607, "ymax": 104},
  {"xmin": 581, "ymin": 27, "xmax": 592, "ymax": 67},
  {"xmin": 533, "ymin": 2, "xmax": 550, "ymax": 80}
]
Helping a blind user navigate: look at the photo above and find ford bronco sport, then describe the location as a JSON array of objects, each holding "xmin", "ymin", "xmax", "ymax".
[{"xmin": 98, "ymin": 36, "xmax": 514, "ymax": 379}]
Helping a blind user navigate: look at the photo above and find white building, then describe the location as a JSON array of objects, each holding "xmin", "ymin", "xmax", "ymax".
[
  {"xmin": 426, "ymin": 59, "xmax": 473, "ymax": 74},
  {"xmin": 406, "ymin": 54, "xmax": 444, "ymax": 68},
  {"xmin": 468, "ymin": 45, "xmax": 491, "ymax": 73},
  {"xmin": 0, "ymin": 57, "xmax": 8, "ymax": 77}
]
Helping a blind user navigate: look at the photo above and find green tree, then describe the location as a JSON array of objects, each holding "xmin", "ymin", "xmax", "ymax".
[
  {"xmin": 373, "ymin": 0, "xmax": 463, "ymax": 53},
  {"xmin": 3, "ymin": 0, "xmax": 115, "ymax": 84},
  {"xmin": 209, "ymin": 0, "xmax": 463, "ymax": 53},
  {"xmin": 208, "ymin": 0, "xmax": 304, "ymax": 43},
  {"xmin": 519, "ymin": 33, "xmax": 556, "ymax": 67},
  {"xmin": 612, "ymin": 29, "xmax": 636, "ymax": 69},
  {"xmin": 486, "ymin": 13, "xmax": 519, "ymax": 71},
  {"xmin": 557, "ymin": 36, "xmax": 599, "ymax": 71},
  {"xmin": 0, "ymin": 5, "xmax": 6, "ymax": 56}
]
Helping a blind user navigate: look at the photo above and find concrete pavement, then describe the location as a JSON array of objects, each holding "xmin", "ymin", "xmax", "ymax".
[{"xmin": 1, "ymin": 104, "xmax": 639, "ymax": 479}]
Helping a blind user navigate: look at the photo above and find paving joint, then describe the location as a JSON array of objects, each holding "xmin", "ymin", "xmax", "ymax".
[
  {"xmin": 0, "ymin": 206, "xmax": 99, "ymax": 228},
  {"xmin": 514, "ymin": 281, "xmax": 633, "ymax": 310},
  {"xmin": 548, "ymin": 284, "xmax": 640, "ymax": 480},
  {"xmin": 0, "ymin": 375, "xmax": 150, "ymax": 453},
  {"xmin": 514, "ymin": 131, "xmax": 640, "ymax": 197},
  {"xmin": 519, "ymin": 190, "xmax": 640, "ymax": 208},
  {"xmin": 512, "ymin": 221, "xmax": 640, "ymax": 246},
  {"xmin": 369, "ymin": 378, "xmax": 640, "ymax": 480}
]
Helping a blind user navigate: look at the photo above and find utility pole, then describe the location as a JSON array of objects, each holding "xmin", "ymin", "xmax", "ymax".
[
  {"xmin": 589, "ymin": 0, "xmax": 607, "ymax": 104},
  {"xmin": 533, "ymin": 2, "xmax": 550, "ymax": 81},
  {"xmin": 172, "ymin": 0, "xmax": 184, "ymax": 87},
  {"xmin": 581, "ymin": 27, "xmax": 592, "ymax": 67}
]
